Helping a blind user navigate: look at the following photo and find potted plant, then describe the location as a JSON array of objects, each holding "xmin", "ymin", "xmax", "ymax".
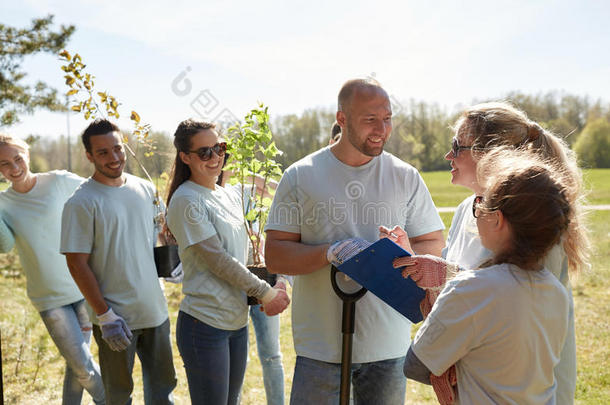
[{"xmin": 224, "ymin": 104, "xmax": 283, "ymax": 301}]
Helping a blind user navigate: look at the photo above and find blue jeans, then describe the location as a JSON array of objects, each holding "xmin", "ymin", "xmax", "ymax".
[
  {"xmin": 40, "ymin": 299, "xmax": 105, "ymax": 405},
  {"xmin": 92, "ymin": 318, "xmax": 176, "ymax": 405},
  {"xmin": 290, "ymin": 355, "xmax": 406, "ymax": 405},
  {"xmin": 250, "ymin": 305, "xmax": 285, "ymax": 405},
  {"xmin": 176, "ymin": 311, "xmax": 248, "ymax": 405}
]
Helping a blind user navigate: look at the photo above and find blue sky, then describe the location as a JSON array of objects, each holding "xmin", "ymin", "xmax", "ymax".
[{"xmin": 3, "ymin": 0, "xmax": 610, "ymax": 139}]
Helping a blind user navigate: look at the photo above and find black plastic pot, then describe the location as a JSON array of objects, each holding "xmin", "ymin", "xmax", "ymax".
[
  {"xmin": 154, "ymin": 245, "xmax": 180, "ymax": 278},
  {"xmin": 247, "ymin": 265, "xmax": 278, "ymax": 305}
]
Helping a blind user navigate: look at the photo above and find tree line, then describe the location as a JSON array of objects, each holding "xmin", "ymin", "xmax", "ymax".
[{"xmin": 19, "ymin": 89, "xmax": 610, "ymax": 183}]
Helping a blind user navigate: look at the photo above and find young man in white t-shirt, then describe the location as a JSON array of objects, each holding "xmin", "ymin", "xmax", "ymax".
[
  {"xmin": 61, "ymin": 119, "xmax": 176, "ymax": 404},
  {"xmin": 265, "ymin": 78, "xmax": 445, "ymax": 404}
]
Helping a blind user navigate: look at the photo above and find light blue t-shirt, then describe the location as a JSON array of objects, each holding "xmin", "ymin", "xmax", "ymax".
[
  {"xmin": 412, "ymin": 263, "xmax": 568, "ymax": 405},
  {"xmin": 443, "ymin": 194, "xmax": 576, "ymax": 403},
  {"xmin": 167, "ymin": 181, "xmax": 250, "ymax": 330},
  {"xmin": 443, "ymin": 194, "xmax": 492, "ymax": 268},
  {"xmin": 265, "ymin": 147, "xmax": 445, "ymax": 363},
  {"xmin": 0, "ymin": 170, "xmax": 84, "ymax": 312},
  {"xmin": 60, "ymin": 174, "xmax": 168, "ymax": 330}
]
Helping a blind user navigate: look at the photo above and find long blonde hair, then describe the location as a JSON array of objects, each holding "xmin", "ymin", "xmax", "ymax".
[{"xmin": 454, "ymin": 102, "xmax": 590, "ymax": 274}]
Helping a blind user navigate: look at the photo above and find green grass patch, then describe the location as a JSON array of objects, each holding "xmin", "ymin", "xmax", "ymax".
[
  {"xmin": 422, "ymin": 168, "xmax": 610, "ymax": 207},
  {"xmin": 582, "ymin": 169, "xmax": 610, "ymax": 205},
  {"xmin": 420, "ymin": 170, "xmax": 472, "ymax": 207},
  {"xmin": 0, "ymin": 174, "xmax": 608, "ymax": 403}
]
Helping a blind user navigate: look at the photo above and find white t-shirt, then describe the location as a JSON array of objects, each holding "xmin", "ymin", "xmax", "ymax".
[
  {"xmin": 167, "ymin": 181, "xmax": 250, "ymax": 330},
  {"xmin": 60, "ymin": 174, "xmax": 168, "ymax": 330},
  {"xmin": 412, "ymin": 264, "xmax": 569, "ymax": 405},
  {"xmin": 265, "ymin": 147, "xmax": 444, "ymax": 363},
  {"xmin": 445, "ymin": 195, "xmax": 576, "ymax": 403},
  {"xmin": 443, "ymin": 194, "xmax": 491, "ymax": 268},
  {"xmin": 0, "ymin": 170, "xmax": 84, "ymax": 312}
]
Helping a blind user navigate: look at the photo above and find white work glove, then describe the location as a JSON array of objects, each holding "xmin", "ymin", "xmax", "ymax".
[
  {"xmin": 97, "ymin": 307, "xmax": 133, "ymax": 351},
  {"xmin": 326, "ymin": 238, "xmax": 372, "ymax": 266},
  {"xmin": 259, "ymin": 281, "xmax": 290, "ymax": 316},
  {"xmin": 164, "ymin": 263, "xmax": 184, "ymax": 283}
]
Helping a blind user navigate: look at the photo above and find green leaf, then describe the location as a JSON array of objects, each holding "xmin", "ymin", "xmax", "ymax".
[{"xmin": 245, "ymin": 210, "xmax": 258, "ymax": 222}]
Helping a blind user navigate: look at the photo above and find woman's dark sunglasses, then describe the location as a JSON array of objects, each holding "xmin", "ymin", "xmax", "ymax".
[
  {"xmin": 451, "ymin": 137, "xmax": 473, "ymax": 158},
  {"xmin": 189, "ymin": 142, "xmax": 227, "ymax": 161},
  {"xmin": 472, "ymin": 195, "xmax": 484, "ymax": 218}
]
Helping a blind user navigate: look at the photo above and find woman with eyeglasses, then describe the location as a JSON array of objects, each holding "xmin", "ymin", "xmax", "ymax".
[
  {"xmin": 165, "ymin": 119, "xmax": 290, "ymax": 404},
  {"xmin": 385, "ymin": 102, "xmax": 589, "ymax": 404},
  {"xmin": 398, "ymin": 149, "xmax": 582, "ymax": 404}
]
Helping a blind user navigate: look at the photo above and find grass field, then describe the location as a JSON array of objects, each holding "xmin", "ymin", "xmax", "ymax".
[
  {"xmin": 0, "ymin": 169, "xmax": 609, "ymax": 404},
  {"xmin": 420, "ymin": 168, "xmax": 610, "ymax": 207}
]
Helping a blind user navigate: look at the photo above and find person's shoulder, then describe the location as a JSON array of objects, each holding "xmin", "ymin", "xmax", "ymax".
[
  {"xmin": 380, "ymin": 152, "xmax": 420, "ymax": 174},
  {"xmin": 381, "ymin": 151, "xmax": 414, "ymax": 168},
  {"xmin": 125, "ymin": 173, "xmax": 153, "ymax": 189},
  {"xmin": 449, "ymin": 263, "xmax": 508, "ymax": 288},
  {"xmin": 454, "ymin": 195, "xmax": 475, "ymax": 216},
  {"xmin": 47, "ymin": 169, "xmax": 69, "ymax": 178},
  {"xmin": 168, "ymin": 182, "xmax": 199, "ymax": 206},
  {"xmin": 221, "ymin": 183, "xmax": 243, "ymax": 200},
  {"xmin": 286, "ymin": 148, "xmax": 330, "ymax": 172},
  {"xmin": 48, "ymin": 169, "xmax": 84, "ymax": 181},
  {"xmin": 125, "ymin": 173, "xmax": 159, "ymax": 196},
  {"xmin": 0, "ymin": 187, "xmax": 9, "ymax": 205},
  {"xmin": 64, "ymin": 178, "xmax": 95, "ymax": 207}
]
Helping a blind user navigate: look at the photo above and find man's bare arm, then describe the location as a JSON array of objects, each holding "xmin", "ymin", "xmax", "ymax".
[
  {"xmin": 265, "ymin": 230, "xmax": 330, "ymax": 275},
  {"xmin": 410, "ymin": 230, "xmax": 445, "ymax": 257},
  {"xmin": 65, "ymin": 253, "xmax": 108, "ymax": 315}
]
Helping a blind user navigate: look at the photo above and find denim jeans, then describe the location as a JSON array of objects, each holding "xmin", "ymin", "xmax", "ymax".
[
  {"xmin": 290, "ymin": 355, "xmax": 406, "ymax": 405},
  {"xmin": 250, "ymin": 305, "xmax": 285, "ymax": 405},
  {"xmin": 92, "ymin": 318, "xmax": 176, "ymax": 405},
  {"xmin": 176, "ymin": 311, "xmax": 248, "ymax": 405},
  {"xmin": 39, "ymin": 299, "xmax": 105, "ymax": 405}
]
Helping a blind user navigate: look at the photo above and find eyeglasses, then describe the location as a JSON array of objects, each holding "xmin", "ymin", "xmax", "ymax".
[
  {"xmin": 189, "ymin": 142, "xmax": 227, "ymax": 161},
  {"xmin": 472, "ymin": 195, "xmax": 484, "ymax": 218},
  {"xmin": 451, "ymin": 137, "xmax": 473, "ymax": 158}
]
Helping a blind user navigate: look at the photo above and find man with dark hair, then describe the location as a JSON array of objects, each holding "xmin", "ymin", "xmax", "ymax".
[
  {"xmin": 265, "ymin": 78, "xmax": 445, "ymax": 403},
  {"xmin": 60, "ymin": 119, "xmax": 176, "ymax": 404},
  {"xmin": 81, "ymin": 119, "xmax": 119, "ymax": 153}
]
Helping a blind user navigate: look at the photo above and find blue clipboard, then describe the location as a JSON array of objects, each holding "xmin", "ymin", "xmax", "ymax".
[{"xmin": 337, "ymin": 238, "xmax": 425, "ymax": 323}]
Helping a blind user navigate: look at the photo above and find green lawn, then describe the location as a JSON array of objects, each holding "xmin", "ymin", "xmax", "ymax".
[
  {"xmin": 422, "ymin": 168, "xmax": 610, "ymax": 207},
  {"xmin": 582, "ymin": 169, "xmax": 610, "ymax": 205},
  {"xmin": 0, "ymin": 170, "xmax": 608, "ymax": 403}
]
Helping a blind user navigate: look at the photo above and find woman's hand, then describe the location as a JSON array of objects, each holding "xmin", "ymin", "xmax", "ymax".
[
  {"xmin": 260, "ymin": 279, "xmax": 290, "ymax": 316},
  {"xmin": 379, "ymin": 225, "xmax": 413, "ymax": 253}
]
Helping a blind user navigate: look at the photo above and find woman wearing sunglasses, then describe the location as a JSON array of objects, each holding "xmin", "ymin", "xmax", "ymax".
[
  {"xmin": 165, "ymin": 119, "xmax": 290, "ymax": 404},
  {"xmin": 386, "ymin": 102, "xmax": 589, "ymax": 403}
]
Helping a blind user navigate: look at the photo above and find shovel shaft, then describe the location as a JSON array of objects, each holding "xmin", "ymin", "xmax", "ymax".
[
  {"xmin": 339, "ymin": 301, "xmax": 356, "ymax": 405},
  {"xmin": 331, "ymin": 266, "xmax": 367, "ymax": 405}
]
